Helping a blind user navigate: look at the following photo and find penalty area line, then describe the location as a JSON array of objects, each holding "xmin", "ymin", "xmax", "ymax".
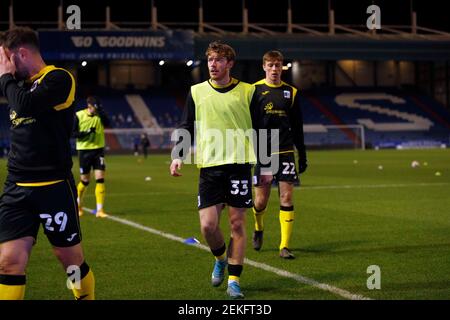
[{"xmin": 82, "ymin": 207, "xmax": 372, "ymax": 300}]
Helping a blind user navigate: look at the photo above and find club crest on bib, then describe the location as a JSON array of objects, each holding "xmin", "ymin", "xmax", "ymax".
[{"xmin": 10, "ymin": 110, "xmax": 17, "ymax": 120}]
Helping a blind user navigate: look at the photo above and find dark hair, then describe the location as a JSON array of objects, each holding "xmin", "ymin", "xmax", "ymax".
[
  {"xmin": 3, "ymin": 27, "xmax": 40, "ymax": 51},
  {"xmin": 263, "ymin": 50, "xmax": 284, "ymax": 64},
  {"xmin": 0, "ymin": 31, "xmax": 5, "ymax": 46},
  {"xmin": 205, "ymin": 41, "xmax": 236, "ymax": 61},
  {"xmin": 87, "ymin": 96, "xmax": 101, "ymax": 108}
]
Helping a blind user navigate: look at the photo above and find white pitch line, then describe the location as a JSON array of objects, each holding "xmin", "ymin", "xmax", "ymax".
[
  {"xmin": 82, "ymin": 182, "xmax": 450, "ymax": 198},
  {"xmin": 301, "ymin": 182, "xmax": 450, "ymax": 190},
  {"xmin": 84, "ymin": 208, "xmax": 371, "ymax": 300}
]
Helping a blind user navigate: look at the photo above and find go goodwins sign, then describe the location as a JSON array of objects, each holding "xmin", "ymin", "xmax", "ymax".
[{"xmin": 39, "ymin": 30, "xmax": 194, "ymax": 60}]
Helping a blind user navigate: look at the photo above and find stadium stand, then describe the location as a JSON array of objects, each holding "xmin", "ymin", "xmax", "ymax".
[
  {"xmin": 1, "ymin": 88, "xmax": 449, "ymax": 152},
  {"xmin": 140, "ymin": 89, "xmax": 182, "ymax": 128},
  {"xmin": 70, "ymin": 89, "xmax": 183, "ymax": 152},
  {"xmin": 299, "ymin": 88, "xmax": 450, "ymax": 149}
]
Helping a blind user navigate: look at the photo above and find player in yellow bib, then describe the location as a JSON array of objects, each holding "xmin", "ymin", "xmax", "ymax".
[
  {"xmin": 73, "ymin": 96, "xmax": 110, "ymax": 218},
  {"xmin": 170, "ymin": 41, "xmax": 257, "ymax": 299}
]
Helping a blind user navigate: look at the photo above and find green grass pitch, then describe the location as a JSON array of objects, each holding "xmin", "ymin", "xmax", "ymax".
[{"xmin": 1, "ymin": 149, "xmax": 449, "ymax": 300}]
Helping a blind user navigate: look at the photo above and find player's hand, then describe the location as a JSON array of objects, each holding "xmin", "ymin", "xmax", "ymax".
[
  {"xmin": 298, "ymin": 160, "xmax": 308, "ymax": 174},
  {"xmin": 0, "ymin": 47, "xmax": 16, "ymax": 78},
  {"xmin": 95, "ymin": 104, "xmax": 104, "ymax": 113},
  {"xmin": 170, "ymin": 159, "xmax": 183, "ymax": 177}
]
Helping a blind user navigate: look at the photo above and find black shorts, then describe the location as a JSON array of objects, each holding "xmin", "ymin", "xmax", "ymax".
[
  {"xmin": 78, "ymin": 148, "xmax": 105, "ymax": 174},
  {"xmin": 0, "ymin": 176, "xmax": 82, "ymax": 247},
  {"xmin": 253, "ymin": 152, "xmax": 299, "ymax": 187},
  {"xmin": 198, "ymin": 164, "xmax": 253, "ymax": 210}
]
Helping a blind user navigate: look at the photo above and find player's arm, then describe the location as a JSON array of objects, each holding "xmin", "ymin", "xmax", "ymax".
[
  {"xmin": 249, "ymin": 88, "xmax": 260, "ymax": 132},
  {"xmin": 290, "ymin": 92, "xmax": 308, "ymax": 174},
  {"xmin": 0, "ymin": 68, "xmax": 74, "ymax": 115},
  {"xmin": 0, "ymin": 46, "xmax": 15, "ymax": 93},
  {"xmin": 96, "ymin": 102, "xmax": 110, "ymax": 127},
  {"xmin": 250, "ymin": 87, "xmax": 272, "ymax": 183},
  {"xmin": 72, "ymin": 115, "xmax": 95, "ymax": 139},
  {"xmin": 249, "ymin": 89, "xmax": 264, "ymax": 166},
  {"xmin": 170, "ymin": 90, "xmax": 196, "ymax": 176}
]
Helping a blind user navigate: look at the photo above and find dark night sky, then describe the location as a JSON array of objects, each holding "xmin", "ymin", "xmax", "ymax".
[{"xmin": 0, "ymin": 0, "xmax": 449, "ymax": 32}]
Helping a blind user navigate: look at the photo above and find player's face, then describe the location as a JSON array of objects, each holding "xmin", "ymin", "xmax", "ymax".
[
  {"xmin": 8, "ymin": 47, "xmax": 30, "ymax": 81},
  {"xmin": 87, "ymin": 104, "xmax": 97, "ymax": 115},
  {"xmin": 263, "ymin": 59, "xmax": 283, "ymax": 84},
  {"xmin": 207, "ymin": 53, "xmax": 233, "ymax": 82}
]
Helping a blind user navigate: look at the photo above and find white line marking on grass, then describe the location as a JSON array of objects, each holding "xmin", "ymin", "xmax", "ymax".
[
  {"xmin": 301, "ymin": 182, "xmax": 450, "ymax": 190},
  {"xmin": 84, "ymin": 208, "xmax": 371, "ymax": 300},
  {"xmin": 243, "ymin": 259, "xmax": 370, "ymax": 301},
  {"xmin": 82, "ymin": 182, "xmax": 450, "ymax": 198}
]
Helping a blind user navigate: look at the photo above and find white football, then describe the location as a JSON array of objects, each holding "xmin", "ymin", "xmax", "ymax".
[{"xmin": 411, "ymin": 160, "xmax": 420, "ymax": 168}]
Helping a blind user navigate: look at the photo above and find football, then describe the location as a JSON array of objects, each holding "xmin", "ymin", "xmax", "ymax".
[{"xmin": 411, "ymin": 160, "xmax": 420, "ymax": 168}]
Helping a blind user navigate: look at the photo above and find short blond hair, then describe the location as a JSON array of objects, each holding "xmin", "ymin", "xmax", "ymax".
[
  {"xmin": 263, "ymin": 50, "xmax": 284, "ymax": 64},
  {"xmin": 205, "ymin": 41, "xmax": 236, "ymax": 61}
]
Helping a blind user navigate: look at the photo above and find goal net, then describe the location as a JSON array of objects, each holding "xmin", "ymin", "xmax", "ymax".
[{"xmin": 303, "ymin": 124, "xmax": 366, "ymax": 150}]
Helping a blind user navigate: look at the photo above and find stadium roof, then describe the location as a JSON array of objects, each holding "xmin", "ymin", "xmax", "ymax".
[{"xmin": 1, "ymin": 0, "xmax": 449, "ymax": 61}]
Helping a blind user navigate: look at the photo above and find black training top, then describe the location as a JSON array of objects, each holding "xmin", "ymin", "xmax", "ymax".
[
  {"xmin": 252, "ymin": 79, "xmax": 306, "ymax": 162},
  {"xmin": 0, "ymin": 65, "xmax": 76, "ymax": 183}
]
